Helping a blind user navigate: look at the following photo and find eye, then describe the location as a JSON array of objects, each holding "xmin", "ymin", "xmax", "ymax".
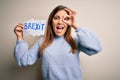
[
  {"xmin": 64, "ymin": 17, "xmax": 70, "ymax": 21},
  {"xmin": 53, "ymin": 16, "xmax": 59, "ymax": 20}
]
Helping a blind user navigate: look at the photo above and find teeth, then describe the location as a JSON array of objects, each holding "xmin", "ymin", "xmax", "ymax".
[{"xmin": 57, "ymin": 26, "xmax": 64, "ymax": 29}]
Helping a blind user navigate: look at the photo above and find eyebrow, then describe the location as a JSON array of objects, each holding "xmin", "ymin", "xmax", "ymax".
[{"xmin": 53, "ymin": 15, "xmax": 60, "ymax": 18}]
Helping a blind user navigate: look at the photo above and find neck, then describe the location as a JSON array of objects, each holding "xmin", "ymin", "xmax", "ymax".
[{"xmin": 54, "ymin": 36, "xmax": 64, "ymax": 39}]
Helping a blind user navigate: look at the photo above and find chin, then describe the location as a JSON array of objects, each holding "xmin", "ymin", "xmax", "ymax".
[
  {"xmin": 55, "ymin": 33, "xmax": 64, "ymax": 36},
  {"xmin": 55, "ymin": 34, "xmax": 64, "ymax": 36}
]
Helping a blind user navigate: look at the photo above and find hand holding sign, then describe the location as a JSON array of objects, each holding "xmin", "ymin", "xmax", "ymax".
[
  {"xmin": 14, "ymin": 23, "xmax": 24, "ymax": 40},
  {"xmin": 23, "ymin": 19, "xmax": 46, "ymax": 36}
]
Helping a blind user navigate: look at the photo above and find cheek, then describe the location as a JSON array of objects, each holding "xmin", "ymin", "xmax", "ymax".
[
  {"xmin": 64, "ymin": 24, "xmax": 68, "ymax": 30},
  {"xmin": 52, "ymin": 20, "xmax": 56, "ymax": 27},
  {"xmin": 52, "ymin": 21, "xmax": 57, "ymax": 32},
  {"xmin": 52, "ymin": 20, "xmax": 55, "ymax": 27}
]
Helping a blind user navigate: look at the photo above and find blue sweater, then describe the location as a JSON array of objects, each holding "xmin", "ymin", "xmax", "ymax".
[{"xmin": 14, "ymin": 26, "xmax": 102, "ymax": 80}]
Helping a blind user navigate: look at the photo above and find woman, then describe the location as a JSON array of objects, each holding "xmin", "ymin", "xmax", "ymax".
[{"xmin": 14, "ymin": 5, "xmax": 102, "ymax": 80}]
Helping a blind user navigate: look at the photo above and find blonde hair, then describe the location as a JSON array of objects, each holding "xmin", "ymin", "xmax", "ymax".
[{"xmin": 40, "ymin": 5, "xmax": 77, "ymax": 56}]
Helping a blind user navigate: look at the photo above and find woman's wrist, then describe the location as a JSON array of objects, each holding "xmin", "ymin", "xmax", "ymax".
[
  {"xmin": 17, "ymin": 36, "xmax": 24, "ymax": 41},
  {"xmin": 72, "ymin": 23, "xmax": 79, "ymax": 29}
]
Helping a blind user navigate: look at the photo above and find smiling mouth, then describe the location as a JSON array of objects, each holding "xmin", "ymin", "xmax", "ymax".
[{"xmin": 56, "ymin": 26, "xmax": 64, "ymax": 33}]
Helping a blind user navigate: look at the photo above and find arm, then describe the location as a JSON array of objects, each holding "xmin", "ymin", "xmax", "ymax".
[
  {"xmin": 62, "ymin": 8, "xmax": 102, "ymax": 55},
  {"xmin": 13, "ymin": 23, "xmax": 42, "ymax": 66},
  {"xmin": 76, "ymin": 26, "xmax": 102, "ymax": 55},
  {"xmin": 14, "ymin": 38, "xmax": 42, "ymax": 66}
]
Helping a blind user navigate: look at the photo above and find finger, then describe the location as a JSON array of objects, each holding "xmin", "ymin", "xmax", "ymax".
[
  {"xmin": 72, "ymin": 11, "xmax": 77, "ymax": 15},
  {"xmin": 63, "ymin": 15, "xmax": 71, "ymax": 21},
  {"xmin": 14, "ymin": 27, "xmax": 23, "ymax": 33},
  {"xmin": 16, "ymin": 24, "xmax": 24, "ymax": 29},
  {"xmin": 62, "ymin": 19, "xmax": 68, "ymax": 25},
  {"xmin": 17, "ymin": 23, "xmax": 24, "ymax": 27},
  {"xmin": 15, "ymin": 26, "xmax": 23, "ymax": 30},
  {"xmin": 64, "ymin": 8, "xmax": 77, "ymax": 16},
  {"xmin": 14, "ymin": 25, "xmax": 23, "ymax": 32},
  {"xmin": 62, "ymin": 15, "xmax": 71, "ymax": 25},
  {"xmin": 15, "ymin": 30, "xmax": 23, "ymax": 32},
  {"xmin": 64, "ymin": 8, "xmax": 72, "ymax": 15}
]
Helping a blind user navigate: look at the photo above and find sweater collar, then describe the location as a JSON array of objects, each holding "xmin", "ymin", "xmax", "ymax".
[{"xmin": 54, "ymin": 36, "xmax": 64, "ymax": 40}]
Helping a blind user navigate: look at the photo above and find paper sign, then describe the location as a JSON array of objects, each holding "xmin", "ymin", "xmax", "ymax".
[{"xmin": 23, "ymin": 19, "xmax": 46, "ymax": 36}]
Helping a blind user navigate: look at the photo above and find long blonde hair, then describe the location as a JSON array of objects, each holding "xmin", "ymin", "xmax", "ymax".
[{"xmin": 40, "ymin": 5, "xmax": 77, "ymax": 56}]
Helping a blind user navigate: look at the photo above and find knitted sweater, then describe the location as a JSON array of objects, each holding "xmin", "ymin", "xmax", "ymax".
[{"xmin": 14, "ymin": 26, "xmax": 102, "ymax": 80}]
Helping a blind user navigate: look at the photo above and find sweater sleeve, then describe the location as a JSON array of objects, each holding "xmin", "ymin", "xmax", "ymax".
[
  {"xmin": 75, "ymin": 26, "xmax": 102, "ymax": 56},
  {"xmin": 14, "ymin": 38, "xmax": 43, "ymax": 66}
]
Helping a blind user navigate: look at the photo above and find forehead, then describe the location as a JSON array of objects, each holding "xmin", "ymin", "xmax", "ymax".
[{"xmin": 54, "ymin": 10, "xmax": 67, "ymax": 16}]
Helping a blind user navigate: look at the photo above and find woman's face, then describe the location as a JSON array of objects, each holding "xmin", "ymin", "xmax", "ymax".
[{"xmin": 52, "ymin": 10, "xmax": 68, "ymax": 36}]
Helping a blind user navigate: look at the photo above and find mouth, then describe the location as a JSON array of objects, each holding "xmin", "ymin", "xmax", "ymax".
[{"xmin": 56, "ymin": 25, "xmax": 64, "ymax": 33}]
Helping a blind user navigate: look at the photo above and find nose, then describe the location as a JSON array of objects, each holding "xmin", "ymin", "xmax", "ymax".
[{"xmin": 58, "ymin": 18, "xmax": 63, "ymax": 24}]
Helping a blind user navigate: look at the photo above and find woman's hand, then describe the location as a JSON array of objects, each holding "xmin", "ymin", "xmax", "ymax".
[
  {"xmin": 63, "ymin": 8, "xmax": 78, "ymax": 29},
  {"xmin": 14, "ymin": 23, "xmax": 24, "ymax": 40}
]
